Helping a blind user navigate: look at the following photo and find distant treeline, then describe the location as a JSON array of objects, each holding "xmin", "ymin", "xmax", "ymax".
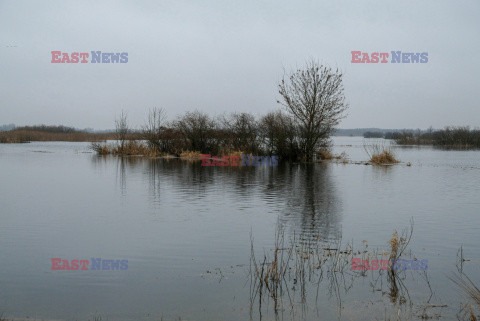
[
  {"xmin": 393, "ymin": 127, "xmax": 480, "ymax": 148},
  {"xmin": 0, "ymin": 125, "xmax": 124, "ymax": 144},
  {"xmin": 333, "ymin": 128, "xmax": 425, "ymax": 136},
  {"xmin": 363, "ymin": 127, "xmax": 480, "ymax": 148},
  {"xmin": 363, "ymin": 131, "xmax": 384, "ymax": 138},
  {"xmin": 14, "ymin": 125, "xmax": 78, "ymax": 133},
  {"xmin": 363, "ymin": 131, "xmax": 406, "ymax": 139}
]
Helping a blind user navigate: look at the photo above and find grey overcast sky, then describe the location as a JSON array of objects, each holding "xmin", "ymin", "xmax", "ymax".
[{"xmin": 0, "ymin": 0, "xmax": 479, "ymax": 130}]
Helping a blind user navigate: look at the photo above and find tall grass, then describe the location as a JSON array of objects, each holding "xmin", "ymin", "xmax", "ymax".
[
  {"xmin": 450, "ymin": 273, "xmax": 480, "ymax": 307},
  {"xmin": 364, "ymin": 142, "xmax": 400, "ymax": 164},
  {"xmin": 249, "ymin": 220, "xmax": 421, "ymax": 318},
  {"xmin": 0, "ymin": 129, "xmax": 131, "ymax": 143},
  {"xmin": 91, "ymin": 140, "xmax": 161, "ymax": 157}
]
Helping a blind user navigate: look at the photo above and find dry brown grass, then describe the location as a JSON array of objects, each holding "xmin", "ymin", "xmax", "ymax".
[
  {"xmin": 92, "ymin": 141, "xmax": 162, "ymax": 157},
  {"xmin": 364, "ymin": 142, "xmax": 400, "ymax": 165},
  {"xmin": 389, "ymin": 231, "xmax": 400, "ymax": 261},
  {"xmin": 450, "ymin": 273, "xmax": 480, "ymax": 307},
  {"xmin": 317, "ymin": 149, "xmax": 348, "ymax": 163},
  {"xmin": 317, "ymin": 149, "xmax": 335, "ymax": 160},
  {"xmin": 370, "ymin": 150, "xmax": 399, "ymax": 164},
  {"xmin": 179, "ymin": 150, "xmax": 203, "ymax": 160},
  {"xmin": 91, "ymin": 143, "xmax": 111, "ymax": 155},
  {"xmin": 0, "ymin": 130, "xmax": 139, "ymax": 143},
  {"xmin": 226, "ymin": 150, "xmax": 245, "ymax": 158},
  {"xmin": 470, "ymin": 305, "xmax": 478, "ymax": 321}
]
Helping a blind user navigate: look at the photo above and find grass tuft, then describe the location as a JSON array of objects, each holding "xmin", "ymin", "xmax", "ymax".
[
  {"xmin": 450, "ymin": 273, "xmax": 480, "ymax": 307},
  {"xmin": 370, "ymin": 150, "xmax": 399, "ymax": 164},
  {"xmin": 179, "ymin": 150, "xmax": 203, "ymax": 160},
  {"xmin": 364, "ymin": 142, "xmax": 400, "ymax": 165},
  {"xmin": 91, "ymin": 141, "xmax": 162, "ymax": 157}
]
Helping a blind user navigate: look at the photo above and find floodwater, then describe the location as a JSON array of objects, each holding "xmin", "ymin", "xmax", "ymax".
[{"xmin": 0, "ymin": 137, "xmax": 479, "ymax": 320}]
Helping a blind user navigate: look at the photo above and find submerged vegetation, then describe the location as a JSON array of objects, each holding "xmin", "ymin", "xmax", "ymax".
[
  {"xmin": 91, "ymin": 105, "xmax": 344, "ymax": 162},
  {"xmin": 247, "ymin": 220, "xmax": 450, "ymax": 320},
  {"xmin": 451, "ymin": 272, "xmax": 480, "ymax": 319},
  {"xmin": 449, "ymin": 247, "xmax": 480, "ymax": 321},
  {"xmin": 364, "ymin": 142, "xmax": 400, "ymax": 165},
  {"xmin": 370, "ymin": 150, "xmax": 399, "ymax": 164}
]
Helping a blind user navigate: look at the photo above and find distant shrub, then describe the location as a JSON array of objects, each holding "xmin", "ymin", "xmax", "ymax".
[
  {"xmin": 384, "ymin": 132, "xmax": 402, "ymax": 140},
  {"xmin": 394, "ymin": 127, "xmax": 480, "ymax": 148},
  {"xmin": 363, "ymin": 131, "xmax": 384, "ymax": 138}
]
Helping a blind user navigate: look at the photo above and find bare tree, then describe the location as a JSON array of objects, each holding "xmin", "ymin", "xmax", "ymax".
[
  {"xmin": 277, "ymin": 60, "xmax": 348, "ymax": 161},
  {"xmin": 221, "ymin": 112, "xmax": 260, "ymax": 154},
  {"xmin": 115, "ymin": 110, "xmax": 128, "ymax": 152},
  {"xmin": 174, "ymin": 110, "xmax": 216, "ymax": 153},
  {"xmin": 259, "ymin": 111, "xmax": 299, "ymax": 160},
  {"xmin": 141, "ymin": 107, "xmax": 167, "ymax": 151}
]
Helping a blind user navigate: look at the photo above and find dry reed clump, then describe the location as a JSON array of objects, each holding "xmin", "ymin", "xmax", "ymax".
[
  {"xmin": 227, "ymin": 150, "xmax": 245, "ymax": 158},
  {"xmin": 179, "ymin": 150, "xmax": 203, "ymax": 160},
  {"xmin": 91, "ymin": 141, "xmax": 162, "ymax": 157},
  {"xmin": 0, "ymin": 129, "xmax": 126, "ymax": 143},
  {"xmin": 364, "ymin": 142, "xmax": 400, "ymax": 165},
  {"xmin": 450, "ymin": 273, "xmax": 480, "ymax": 311},
  {"xmin": 0, "ymin": 135, "xmax": 30, "ymax": 143},
  {"xmin": 387, "ymin": 221, "xmax": 413, "ymax": 264},
  {"xmin": 317, "ymin": 149, "xmax": 335, "ymax": 160},
  {"xmin": 317, "ymin": 150, "xmax": 349, "ymax": 163},
  {"xmin": 389, "ymin": 231, "xmax": 400, "ymax": 261},
  {"xmin": 112, "ymin": 141, "xmax": 149, "ymax": 156},
  {"xmin": 470, "ymin": 306, "xmax": 478, "ymax": 321},
  {"xmin": 370, "ymin": 150, "xmax": 399, "ymax": 164},
  {"xmin": 91, "ymin": 143, "xmax": 110, "ymax": 155}
]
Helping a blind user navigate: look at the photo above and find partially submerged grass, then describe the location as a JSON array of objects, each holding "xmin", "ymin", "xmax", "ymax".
[
  {"xmin": 249, "ymin": 220, "xmax": 420, "ymax": 318},
  {"xmin": 317, "ymin": 149, "xmax": 335, "ymax": 160},
  {"xmin": 91, "ymin": 142, "xmax": 110, "ymax": 155},
  {"xmin": 91, "ymin": 141, "xmax": 162, "ymax": 157},
  {"xmin": 364, "ymin": 142, "xmax": 400, "ymax": 164},
  {"xmin": 371, "ymin": 150, "xmax": 399, "ymax": 164},
  {"xmin": 179, "ymin": 150, "xmax": 203, "ymax": 160},
  {"xmin": 317, "ymin": 149, "xmax": 349, "ymax": 163},
  {"xmin": 450, "ymin": 273, "xmax": 480, "ymax": 308}
]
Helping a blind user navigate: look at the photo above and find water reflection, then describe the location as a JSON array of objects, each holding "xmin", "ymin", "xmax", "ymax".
[
  {"xmin": 1, "ymin": 140, "xmax": 478, "ymax": 320},
  {"xmin": 274, "ymin": 163, "xmax": 342, "ymax": 242},
  {"xmin": 92, "ymin": 156, "xmax": 343, "ymax": 243},
  {"xmin": 86, "ymin": 154, "xmax": 474, "ymax": 321}
]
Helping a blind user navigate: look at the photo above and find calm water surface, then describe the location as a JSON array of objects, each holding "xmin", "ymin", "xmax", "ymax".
[{"xmin": 0, "ymin": 137, "xmax": 479, "ymax": 320}]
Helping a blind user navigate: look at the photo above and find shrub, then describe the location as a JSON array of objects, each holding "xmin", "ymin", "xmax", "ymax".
[
  {"xmin": 370, "ymin": 150, "xmax": 399, "ymax": 164},
  {"xmin": 364, "ymin": 142, "xmax": 399, "ymax": 164}
]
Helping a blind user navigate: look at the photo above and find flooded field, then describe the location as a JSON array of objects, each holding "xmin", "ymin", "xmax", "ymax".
[{"xmin": 0, "ymin": 137, "xmax": 479, "ymax": 320}]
